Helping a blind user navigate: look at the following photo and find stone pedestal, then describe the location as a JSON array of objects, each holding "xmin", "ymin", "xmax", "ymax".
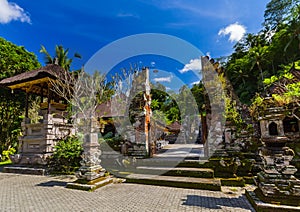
[
  {"xmin": 75, "ymin": 133, "xmax": 105, "ymax": 180},
  {"xmin": 67, "ymin": 132, "xmax": 113, "ymax": 191},
  {"xmin": 247, "ymin": 137, "xmax": 300, "ymax": 208}
]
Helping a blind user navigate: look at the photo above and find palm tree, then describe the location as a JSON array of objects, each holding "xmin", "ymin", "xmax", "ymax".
[
  {"xmin": 249, "ymin": 45, "xmax": 268, "ymax": 90},
  {"xmin": 284, "ymin": 8, "xmax": 300, "ymax": 56},
  {"xmin": 39, "ymin": 45, "xmax": 81, "ymax": 71}
]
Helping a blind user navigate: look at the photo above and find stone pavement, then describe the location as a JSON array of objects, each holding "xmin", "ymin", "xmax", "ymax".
[{"xmin": 0, "ymin": 172, "xmax": 255, "ymax": 212}]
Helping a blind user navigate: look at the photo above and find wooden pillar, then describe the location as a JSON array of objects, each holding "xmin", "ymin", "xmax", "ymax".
[
  {"xmin": 41, "ymin": 84, "xmax": 44, "ymax": 103},
  {"xmin": 201, "ymin": 112, "xmax": 210, "ymax": 157},
  {"xmin": 25, "ymin": 92, "xmax": 29, "ymax": 118}
]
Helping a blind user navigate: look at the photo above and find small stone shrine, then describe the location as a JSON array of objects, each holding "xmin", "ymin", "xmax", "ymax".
[
  {"xmin": 246, "ymin": 68, "xmax": 300, "ymax": 210},
  {"xmin": 0, "ymin": 64, "xmax": 75, "ymax": 165},
  {"xmin": 253, "ymin": 107, "xmax": 300, "ymax": 206}
]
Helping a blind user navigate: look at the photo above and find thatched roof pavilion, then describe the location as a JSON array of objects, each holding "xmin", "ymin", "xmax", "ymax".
[{"xmin": 0, "ymin": 64, "xmax": 69, "ymax": 116}]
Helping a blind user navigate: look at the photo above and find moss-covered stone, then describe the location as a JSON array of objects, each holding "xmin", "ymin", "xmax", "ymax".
[
  {"xmin": 254, "ymin": 188, "xmax": 300, "ymax": 207},
  {"xmin": 221, "ymin": 177, "xmax": 245, "ymax": 187},
  {"xmin": 243, "ymin": 176, "xmax": 255, "ymax": 184}
]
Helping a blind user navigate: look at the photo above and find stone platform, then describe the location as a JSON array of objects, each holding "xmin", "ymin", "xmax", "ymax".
[
  {"xmin": 246, "ymin": 188, "xmax": 300, "ymax": 212},
  {"xmin": 66, "ymin": 176, "xmax": 114, "ymax": 191},
  {"xmin": 3, "ymin": 165, "xmax": 46, "ymax": 175}
]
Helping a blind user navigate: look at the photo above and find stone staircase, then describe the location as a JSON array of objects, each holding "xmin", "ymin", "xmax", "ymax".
[
  {"xmin": 103, "ymin": 144, "xmax": 251, "ymax": 191},
  {"xmin": 105, "ymin": 144, "xmax": 222, "ymax": 191},
  {"xmin": 123, "ymin": 159, "xmax": 222, "ymax": 191}
]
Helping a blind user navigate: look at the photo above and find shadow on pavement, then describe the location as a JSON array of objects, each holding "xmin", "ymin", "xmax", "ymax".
[
  {"xmin": 36, "ymin": 180, "xmax": 67, "ymax": 187},
  {"xmin": 182, "ymin": 194, "xmax": 254, "ymax": 211}
]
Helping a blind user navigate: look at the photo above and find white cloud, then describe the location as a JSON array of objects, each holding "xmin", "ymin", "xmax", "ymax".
[
  {"xmin": 153, "ymin": 76, "xmax": 172, "ymax": 83},
  {"xmin": 190, "ymin": 80, "xmax": 201, "ymax": 86},
  {"xmin": 0, "ymin": 0, "xmax": 31, "ymax": 24},
  {"xmin": 179, "ymin": 58, "xmax": 201, "ymax": 73},
  {"xmin": 218, "ymin": 22, "xmax": 246, "ymax": 42}
]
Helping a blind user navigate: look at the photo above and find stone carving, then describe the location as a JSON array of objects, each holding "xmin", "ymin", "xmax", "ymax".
[
  {"xmin": 257, "ymin": 137, "xmax": 300, "ymax": 202},
  {"xmin": 75, "ymin": 132, "xmax": 106, "ymax": 181},
  {"xmin": 80, "ymin": 149, "xmax": 102, "ymax": 167}
]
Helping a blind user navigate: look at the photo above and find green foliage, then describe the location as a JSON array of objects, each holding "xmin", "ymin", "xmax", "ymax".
[
  {"xmin": 286, "ymin": 81, "xmax": 300, "ymax": 97},
  {"xmin": 224, "ymin": 97, "xmax": 243, "ymax": 129},
  {"xmin": 263, "ymin": 61, "xmax": 299, "ymax": 87},
  {"xmin": 40, "ymin": 45, "xmax": 81, "ymax": 71},
  {"xmin": 250, "ymin": 78, "xmax": 300, "ymax": 119},
  {"xmin": 0, "ymin": 37, "xmax": 40, "ymax": 154},
  {"xmin": 264, "ymin": 0, "xmax": 299, "ymax": 30},
  {"xmin": 1, "ymin": 147, "xmax": 16, "ymax": 162},
  {"xmin": 100, "ymin": 135, "xmax": 123, "ymax": 152},
  {"xmin": 224, "ymin": 0, "xmax": 300, "ymax": 104},
  {"xmin": 0, "ymin": 93, "xmax": 25, "ymax": 153},
  {"xmin": 263, "ymin": 75, "xmax": 279, "ymax": 86},
  {"xmin": 152, "ymin": 110, "xmax": 171, "ymax": 125},
  {"xmin": 103, "ymin": 131, "xmax": 114, "ymax": 139},
  {"xmin": 129, "ymin": 84, "xmax": 181, "ymax": 125},
  {"xmin": 0, "ymin": 37, "xmax": 40, "ymax": 79},
  {"xmin": 190, "ymin": 82, "xmax": 206, "ymax": 112},
  {"xmin": 27, "ymin": 96, "xmax": 42, "ymax": 123},
  {"xmin": 0, "ymin": 160, "xmax": 12, "ymax": 166},
  {"xmin": 48, "ymin": 135, "xmax": 83, "ymax": 174}
]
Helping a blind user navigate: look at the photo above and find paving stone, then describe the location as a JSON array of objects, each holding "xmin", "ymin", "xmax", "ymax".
[{"xmin": 0, "ymin": 172, "xmax": 255, "ymax": 211}]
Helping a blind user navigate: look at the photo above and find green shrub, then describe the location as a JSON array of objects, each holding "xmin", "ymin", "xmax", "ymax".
[
  {"xmin": 100, "ymin": 135, "xmax": 123, "ymax": 152},
  {"xmin": 103, "ymin": 132, "xmax": 113, "ymax": 139},
  {"xmin": 1, "ymin": 147, "xmax": 16, "ymax": 162},
  {"xmin": 48, "ymin": 135, "xmax": 83, "ymax": 174}
]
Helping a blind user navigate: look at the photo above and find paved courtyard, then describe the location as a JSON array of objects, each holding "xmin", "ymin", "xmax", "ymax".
[{"xmin": 0, "ymin": 172, "xmax": 255, "ymax": 212}]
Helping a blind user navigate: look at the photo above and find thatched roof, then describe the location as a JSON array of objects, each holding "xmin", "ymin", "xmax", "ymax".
[
  {"xmin": 95, "ymin": 97, "xmax": 126, "ymax": 118},
  {"xmin": 0, "ymin": 64, "xmax": 70, "ymax": 96},
  {"xmin": 95, "ymin": 101, "xmax": 116, "ymax": 118},
  {"xmin": 166, "ymin": 121, "xmax": 181, "ymax": 132},
  {"xmin": 0, "ymin": 64, "xmax": 65, "ymax": 87}
]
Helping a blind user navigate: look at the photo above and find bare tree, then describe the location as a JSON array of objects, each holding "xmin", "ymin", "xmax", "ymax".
[{"xmin": 50, "ymin": 68, "xmax": 107, "ymax": 132}]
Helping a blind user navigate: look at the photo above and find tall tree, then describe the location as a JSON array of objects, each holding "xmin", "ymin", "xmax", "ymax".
[
  {"xmin": 224, "ymin": 0, "xmax": 300, "ymax": 104},
  {"xmin": 264, "ymin": 0, "xmax": 300, "ymax": 30},
  {"xmin": 40, "ymin": 45, "xmax": 81, "ymax": 71}
]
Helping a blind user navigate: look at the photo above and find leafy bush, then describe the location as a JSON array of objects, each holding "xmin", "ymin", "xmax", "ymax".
[
  {"xmin": 100, "ymin": 135, "xmax": 123, "ymax": 152},
  {"xmin": 103, "ymin": 131, "xmax": 113, "ymax": 139},
  {"xmin": 0, "ymin": 37, "xmax": 40, "ymax": 156},
  {"xmin": 1, "ymin": 147, "xmax": 16, "ymax": 162},
  {"xmin": 48, "ymin": 135, "xmax": 83, "ymax": 174}
]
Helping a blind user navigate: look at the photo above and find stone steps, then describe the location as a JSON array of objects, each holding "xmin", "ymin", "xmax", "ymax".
[
  {"xmin": 116, "ymin": 144, "xmax": 218, "ymax": 190},
  {"xmin": 3, "ymin": 166, "xmax": 46, "ymax": 175},
  {"xmin": 135, "ymin": 166, "xmax": 214, "ymax": 178},
  {"xmin": 135, "ymin": 158, "xmax": 209, "ymax": 168},
  {"xmin": 125, "ymin": 174, "xmax": 221, "ymax": 191},
  {"xmin": 119, "ymin": 157, "xmax": 219, "ymax": 190}
]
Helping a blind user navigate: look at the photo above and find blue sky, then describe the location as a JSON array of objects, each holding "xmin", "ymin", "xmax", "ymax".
[{"xmin": 0, "ymin": 0, "xmax": 269, "ymax": 89}]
